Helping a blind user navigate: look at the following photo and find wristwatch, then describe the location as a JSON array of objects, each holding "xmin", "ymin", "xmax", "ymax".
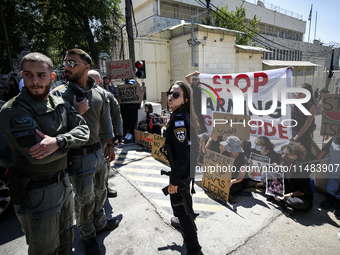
[{"xmin": 56, "ymin": 136, "xmax": 66, "ymax": 149}]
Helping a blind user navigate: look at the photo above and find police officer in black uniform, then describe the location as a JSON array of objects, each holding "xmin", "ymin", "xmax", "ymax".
[{"xmin": 166, "ymin": 81, "xmax": 203, "ymax": 255}]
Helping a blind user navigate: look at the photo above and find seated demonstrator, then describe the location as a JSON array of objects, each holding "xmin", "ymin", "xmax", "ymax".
[
  {"xmin": 0, "ymin": 52, "xmax": 90, "ymax": 255},
  {"xmin": 274, "ymin": 142, "xmax": 313, "ymax": 214},
  {"xmin": 220, "ymin": 136, "xmax": 248, "ymax": 194},
  {"xmin": 53, "ymin": 49, "xmax": 119, "ymax": 255}
]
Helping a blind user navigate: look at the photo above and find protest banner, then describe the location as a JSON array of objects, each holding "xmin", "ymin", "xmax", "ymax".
[
  {"xmin": 320, "ymin": 93, "xmax": 340, "ymax": 137},
  {"xmin": 106, "ymin": 59, "xmax": 133, "ymax": 79},
  {"xmin": 197, "ymin": 68, "xmax": 293, "ymax": 151},
  {"xmin": 116, "ymin": 84, "xmax": 146, "ymax": 104},
  {"xmin": 212, "ymin": 112, "xmax": 251, "ymax": 140},
  {"xmin": 201, "ymin": 149, "xmax": 234, "ymax": 203},
  {"xmin": 151, "ymin": 134, "xmax": 169, "ymax": 164},
  {"xmin": 134, "ymin": 130, "xmax": 154, "ymax": 149}
]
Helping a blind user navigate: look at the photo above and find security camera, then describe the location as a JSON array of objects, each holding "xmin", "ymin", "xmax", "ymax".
[
  {"xmin": 181, "ymin": 20, "xmax": 186, "ymax": 26},
  {"xmin": 195, "ymin": 37, "xmax": 206, "ymax": 45}
]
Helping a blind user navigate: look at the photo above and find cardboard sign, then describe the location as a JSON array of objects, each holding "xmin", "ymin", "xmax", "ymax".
[
  {"xmin": 116, "ymin": 84, "xmax": 146, "ymax": 104},
  {"xmin": 320, "ymin": 94, "xmax": 340, "ymax": 137},
  {"xmin": 151, "ymin": 134, "xmax": 169, "ymax": 164},
  {"xmin": 106, "ymin": 59, "xmax": 133, "ymax": 79},
  {"xmin": 134, "ymin": 129, "xmax": 141, "ymax": 144},
  {"xmin": 134, "ymin": 129, "xmax": 154, "ymax": 149},
  {"xmin": 201, "ymin": 149, "xmax": 234, "ymax": 203},
  {"xmin": 212, "ymin": 112, "xmax": 251, "ymax": 140}
]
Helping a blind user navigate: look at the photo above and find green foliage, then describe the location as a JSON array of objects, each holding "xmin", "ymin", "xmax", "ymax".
[
  {"xmin": 203, "ymin": 1, "xmax": 261, "ymax": 46},
  {"xmin": 0, "ymin": 0, "xmax": 122, "ymax": 73}
]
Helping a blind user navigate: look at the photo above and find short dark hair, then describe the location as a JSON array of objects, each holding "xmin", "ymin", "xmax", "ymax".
[
  {"xmin": 257, "ymin": 136, "xmax": 274, "ymax": 150},
  {"xmin": 66, "ymin": 48, "xmax": 92, "ymax": 65},
  {"xmin": 21, "ymin": 52, "xmax": 53, "ymax": 71}
]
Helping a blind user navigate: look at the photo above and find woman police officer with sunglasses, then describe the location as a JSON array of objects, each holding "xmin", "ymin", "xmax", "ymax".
[{"xmin": 165, "ymin": 81, "xmax": 203, "ymax": 255}]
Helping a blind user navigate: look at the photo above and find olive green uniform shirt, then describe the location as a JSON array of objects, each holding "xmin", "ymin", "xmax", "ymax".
[
  {"xmin": 0, "ymin": 89, "xmax": 89, "ymax": 177},
  {"xmin": 53, "ymin": 76, "xmax": 114, "ymax": 145}
]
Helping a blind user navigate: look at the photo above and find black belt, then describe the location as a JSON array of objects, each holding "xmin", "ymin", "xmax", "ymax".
[
  {"xmin": 70, "ymin": 142, "xmax": 101, "ymax": 156},
  {"xmin": 29, "ymin": 171, "xmax": 66, "ymax": 190}
]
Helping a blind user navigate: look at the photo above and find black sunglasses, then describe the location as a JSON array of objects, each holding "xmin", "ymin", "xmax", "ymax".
[
  {"xmin": 62, "ymin": 60, "xmax": 87, "ymax": 68},
  {"xmin": 167, "ymin": 91, "xmax": 181, "ymax": 99}
]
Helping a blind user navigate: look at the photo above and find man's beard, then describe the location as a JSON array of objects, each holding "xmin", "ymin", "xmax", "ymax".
[
  {"xmin": 26, "ymin": 84, "xmax": 51, "ymax": 101},
  {"xmin": 65, "ymin": 69, "xmax": 84, "ymax": 82}
]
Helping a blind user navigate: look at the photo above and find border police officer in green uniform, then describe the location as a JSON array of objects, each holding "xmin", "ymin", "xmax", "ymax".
[
  {"xmin": 0, "ymin": 52, "xmax": 90, "ymax": 255},
  {"xmin": 88, "ymin": 70, "xmax": 123, "ymax": 198},
  {"xmin": 53, "ymin": 49, "xmax": 119, "ymax": 255}
]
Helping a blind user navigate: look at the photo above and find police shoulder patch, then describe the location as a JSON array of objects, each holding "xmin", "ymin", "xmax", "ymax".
[
  {"xmin": 12, "ymin": 117, "xmax": 33, "ymax": 128},
  {"xmin": 174, "ymin": 127, "xmax": 187, "ymax": 142},
  {"xmin": 174, "ymin": 120, "xmax": 185, "ymax": 127}
]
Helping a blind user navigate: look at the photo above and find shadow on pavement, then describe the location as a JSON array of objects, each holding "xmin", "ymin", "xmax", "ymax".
[
  {"xmin": 158, "ymin": 241, "xmax": 185, "ymax": 254},
  {"xmin": 0, "ymin": 206, "xmax": 24, "ymax": 245}
]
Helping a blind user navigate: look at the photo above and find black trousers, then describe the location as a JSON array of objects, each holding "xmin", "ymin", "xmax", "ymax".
[
  {"xmin": 230, "ymin": 179, "xmax": 248, "ymax": 194},
  {"xmin": 120, "ymin": 104, "xmax": 139, "ymax": 135},
  {"xmin": 286, "ymin": 196, "xmax": 313, "ymax": 211},
  {"xmin": 170, "ymin": 190, "xmax": 201, "ymax": 255}
]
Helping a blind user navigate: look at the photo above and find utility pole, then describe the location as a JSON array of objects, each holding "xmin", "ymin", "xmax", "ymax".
[
  {"xmin": 308, "ymin": 4, "xmax": 312, "ymax": 43},
  {"xmin": 125, "ymin": 0, "xmax": 135, "ymax": 75},
  {"xmin": 325, "ymin": 48, "xmax": 334, "ymax": 91}
]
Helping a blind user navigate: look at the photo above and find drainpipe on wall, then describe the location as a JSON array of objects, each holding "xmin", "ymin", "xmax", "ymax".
[{"xmin": 158, "ymin": 0, "xmax": 161, "ymax": 16}]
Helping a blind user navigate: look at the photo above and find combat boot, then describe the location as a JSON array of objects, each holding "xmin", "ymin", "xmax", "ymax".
[
  {"xmin": 107, "ymin": 188, "xmax": 117, "ymax": 198},
  {"xmin": 97, "ymin": 219, "xmax": 119, "ymax": 235},
  {"xmin": 82, "ymin": 237, "xmax": 100, "ymax": 255},
  {"xmin": 171, "ymin": 217, "xmax": 181, "ymax": 229}
]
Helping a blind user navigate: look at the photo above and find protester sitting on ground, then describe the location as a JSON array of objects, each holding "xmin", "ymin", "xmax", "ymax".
[
  {"xmin": 320, "ymin": 137, "xmax": 340, "ymax": 216},
  {"xmin": 291, "ymin": 83, "xmax": 317, "ymax": 161},
  {"xmin": 137, "ymin": 104, "xmax": 149, "ymax": 131},
  {"xmin": 274, "ymin": 142, "xmax": 313, "ymax": 214},
  {"xmin": 220, "ymin": 136, "xmax": 248, "ymax": 195},
  {"xmin": 248, "ymin": 136, "xmax": 280, "ymax": 188},
  {"xmin": 3, "ymin": 75, "xmax": 20, "ymax": 102},
  {"xmin": 201, "ymin": 131, "xmax": 223, "ymax": 154},
  {"xmin": 138, "ymin": 103, "xmax": 162, "ymax": 135}
]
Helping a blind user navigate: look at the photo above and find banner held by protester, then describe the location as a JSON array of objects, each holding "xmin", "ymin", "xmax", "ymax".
[{"xmin": 197, "ymin": 68, "xmax": 293, "ymax": 151}]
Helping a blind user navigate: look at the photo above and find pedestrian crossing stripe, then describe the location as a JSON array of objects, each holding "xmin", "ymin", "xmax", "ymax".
[
  {"xmin": 114, "ymin": 160, "xmax": 166, "ymax": 167},
  {"xmin": 119, "ymin": 168, "xmax": 161, "ymax": 175},
  {"xmin": 153, "ymin": 199, "xmax": 225, "ymax": 213},
  {"xmin": 138, "ymin": 185, "xmax": 212, "ymax": 199},
  {"xmin": 126, "ymin": 175, "xmax": 169, "ymax": 184},
  {"xmin": 114, "ymin": 149, "xmax": 228, "ymax": 220}
]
